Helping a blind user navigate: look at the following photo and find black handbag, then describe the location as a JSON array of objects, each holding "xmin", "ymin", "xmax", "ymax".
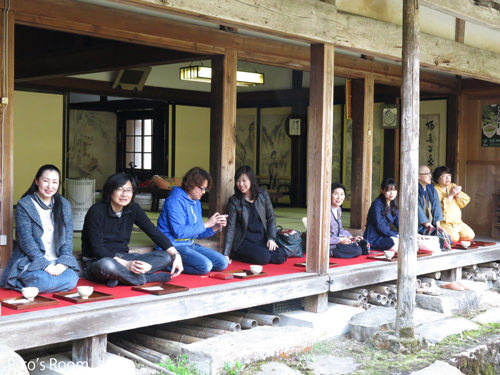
[{"xmin": 276, "ymin": 226, "xmax": 303, "ymax": 257}]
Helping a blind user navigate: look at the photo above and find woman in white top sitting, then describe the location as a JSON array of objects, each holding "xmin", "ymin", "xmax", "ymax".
[{"xmin": 1, "ymin": 165, "xmax": 79, "ymax": 293}]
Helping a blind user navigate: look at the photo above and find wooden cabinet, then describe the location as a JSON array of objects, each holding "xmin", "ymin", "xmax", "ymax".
[{"xmin": 491, "ymin": 193, "xmax": 500, "ymax": 239}]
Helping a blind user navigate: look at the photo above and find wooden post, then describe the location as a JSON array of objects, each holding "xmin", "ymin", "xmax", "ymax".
[
  {"xmin": 72, "ymin": 334, "xmax": 107, "ymax": 368},
  {"xmin": 350, "ymin": 76, "xmax": 374, "ymax": 229},
  {"xmin": 304, "ymin": 43, "xmax": 334, "ymax": 313},
  {"xmin": 396, "ymin": 0, "xmax": 420, "ymax": 339},
  {"xmin": 446, "ymin": 95, "xmax": 459, "ymax": 177},
  {"xmin": 209, "ymin": 51, "xmax": 237, "ymax": 244},
  {"xmin": 0, "ymin": 7, "xmax": 14, "ymax": 273},
  {"xmin": 290, "ymin": 70, "xmax": 308, "ymax": 208}
]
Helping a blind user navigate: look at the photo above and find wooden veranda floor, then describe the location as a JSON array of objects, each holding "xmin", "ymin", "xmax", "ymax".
[{"xmin": 1, "ymin": 237, "xmax": 499, "ymax": 352}]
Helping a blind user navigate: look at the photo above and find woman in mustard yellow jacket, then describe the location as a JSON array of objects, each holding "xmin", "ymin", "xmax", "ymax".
[{"xmin": 433, "ymin": 166, "xmax": 474, "ymax": 243}]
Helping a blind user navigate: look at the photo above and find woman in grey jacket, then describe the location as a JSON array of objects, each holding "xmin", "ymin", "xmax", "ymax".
[
  {"xmin": 223, "ymin": 166, "xmax": 287, "ymax": 265},
  {"xmin": 1, "ymin": 165, "xmax": 79, "ymax": 292}
]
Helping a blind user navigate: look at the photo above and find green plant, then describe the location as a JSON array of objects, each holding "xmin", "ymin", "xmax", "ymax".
[
  {"xmin": 159, "ymin": 354, "xmax": 200, "ymax": 375},
  {"xmin": 223, "ymin": 360, "xmax": 244, "ymax": 375}
]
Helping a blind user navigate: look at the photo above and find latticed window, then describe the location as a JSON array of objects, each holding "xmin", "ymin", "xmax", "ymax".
[{"xmin": 125, "ymin": 118, "xmax": 152, "ymax": 170}]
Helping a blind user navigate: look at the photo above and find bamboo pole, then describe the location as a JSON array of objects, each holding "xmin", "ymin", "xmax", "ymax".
[
  {"xmin": 141, "ymin": 328, "xmax": 204, "ymax": 344},
  {"xmin": 227, "ymin": 312, "xmax": 280, "ymax": 326},
  {"xmin": 421, "ymin": 271, "xmax": 441, "ymax": 279},
  {"xmin": 478, "ymin": 262, "xmax": 499, "ymax": 269},
  {"xmin": 120, "ymin": 332, "xmax": 183, "ymax": 357},
  {"xmin": 328, "ymin": 297, "xmax": 363, "ymax": 307},
  {"xmin": 176, "ymin": 323, "xmax": 230, "ymax": 335},
  {"xmin": 107, "ymin": 342, "xmax": 173, "ymax": 375},
  {"xmin": 158, "ymin": 325, "xmax": 218, "ymax": 339},
  {"xmin": 212, "ymin": 314, "xmax": 257, "ymax": 329},
  {"xmin": 348, "ymin": 288, "xmax": 369, "ymax": 297},
  {"xmin": 368, "ymin": 285, "xmax": 390, "ymax": 295},
  {"xmin": 330, "ymin": 291, "xmax": 365, "ymax": 301},
  {"xmin": 109, "ymin": 338, "xmax": 169, "ymax": 364},
  {"xmin": 183, "ymin": 317, "xmax": 241, "ymax": 332},
  {"xmin": 396, "ymin": 0, "xmax": 420, "ymax": 339}
]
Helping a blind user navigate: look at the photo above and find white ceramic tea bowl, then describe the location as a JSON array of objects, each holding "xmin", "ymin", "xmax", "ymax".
[
  {"xmin": 461, "ymin": 241, "xmax": 471, "ymax": 249},
  {"xmin": 249, "ymin": 265, "xmax": 263, "ymax": 275},
  {"xmin": 384, "ymin": 250, "xmax": 395, "ymax": 259},
  {"xmin": 21, "ymin": 287, "xmax": 39, "ymax": 302},
  {"xmin": 77, "ymin": 286, "xmax": 94, "ymax": 299}
]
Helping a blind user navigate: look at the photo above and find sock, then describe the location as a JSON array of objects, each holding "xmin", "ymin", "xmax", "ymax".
[
  {"xmin": 145, "ymin": 272, "xmax": 172, "ymax": 284},
  {"xmin": 106, "ymin": 279, "xmax": 119, "ymax": 288}
]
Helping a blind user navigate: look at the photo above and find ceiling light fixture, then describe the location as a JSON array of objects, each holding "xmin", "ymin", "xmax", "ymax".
[{"xmin": 180, "ymin": 62, "xmax": 264, "ymax": 86}]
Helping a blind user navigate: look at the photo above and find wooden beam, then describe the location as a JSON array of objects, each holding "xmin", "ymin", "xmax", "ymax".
[
  {"xmin": 16, "ymin": 43, "xmax": 203, "ymax": 81},
  {"xmin": 72, "ymin": 334, "xmax": 107, "ymax": 368},
  {"xmin": 108, "ymin": 0, "xmax": 337, "ymax": 43},
  {"xmin": 0, "ymin": 10, "xmax": 14, "ymax": 273},
  {"xmin": 396, "ymin": 0, "xmax": 420, "ymax": 339},
  {"xmin": 11, "ymin": 0, "xmax": 460, "ymax": 93},
  {"xmin": 422, "ymin": 0, "xmax": 500, "ymax": 33},
  {"xmin": 349, "ymin": 76, "xmax": 374, "ymax": 229},
  {"xmin": 336, "ymin": 11, "xmax": 500, "ymax": 84},
  {"xmin": 305, "ymin": 43, "xmax": 335, "ymax": 313},
  {"xmin": 334, "ymin": 54, "xmax": 459, "ymax": 94},
  {"xmin": 12, "ymin": 0, "xmax": 310, "ymax": 71},
  {"xmin": 16, "ymin": 77, "xmax": 212, "ymax": 106},
  {"xmin": 209, "ymin": 50, "xmax": 237, "ymax": 245}
]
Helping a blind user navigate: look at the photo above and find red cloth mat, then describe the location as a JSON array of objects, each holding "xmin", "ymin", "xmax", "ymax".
[{"xmin": 0, "ymin": 255, "xmax": 377, "ymax": 316}]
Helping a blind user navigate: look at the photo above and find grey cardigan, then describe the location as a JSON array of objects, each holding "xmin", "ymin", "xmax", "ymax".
[
  {"xmin": 223, "ymin": 188, "xmax": 277, "ymax": 256},
  {"xmin": 1, "ymin": 194, "xmax": 79, "ymax": 290}
]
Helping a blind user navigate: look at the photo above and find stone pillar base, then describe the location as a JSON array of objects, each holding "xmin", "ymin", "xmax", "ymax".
[{"xmin": 372, "ymin": 330, "xmax": 427, "ymax": 354}]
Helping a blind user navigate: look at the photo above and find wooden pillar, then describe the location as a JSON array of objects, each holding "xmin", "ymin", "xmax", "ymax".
[
  {"xmin": 290, "ymin": 70, "xmax": 307, "ymax": 208},
  {"xmin": 304, "ymin": 43, "xmax": 334, "ymax": 313},
  {"xmin": 446, "ymin": 95, "xmax": 459, "ymax": 177},
  {"xmin": 396, "ymin": 0, "xmax": 420, "ymax": 339},
  {"xmin": 0, "ymin": 8, "xmax": 14, "ymax": 272},
  {"xmin": 73, "ymin": 334, "xmax": 107, "ymax": 367},
  {"xmin": 350, "ymin": 76, "xmax": 374, "ymax": 229},
  {"xmin": 209, "ymin": 51, "xmax": 237, "ymax": 244}
]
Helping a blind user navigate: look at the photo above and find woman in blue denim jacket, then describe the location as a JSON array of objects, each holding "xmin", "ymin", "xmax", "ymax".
[
  {"xmin": 1, "ymin": 165, "xmax": 79, "ymax": 293},
  {"xmin": 363, "ymin": 178, "xmax": 399, "ymax": 251}
]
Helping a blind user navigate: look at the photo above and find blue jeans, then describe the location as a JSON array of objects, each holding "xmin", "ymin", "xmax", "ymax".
[
  {"xmin": 85, "ymin": 251, "xmax": 172, "ymax": 286},
  {"xmin": 19, "ymin": 268, "xmax": 79, "ymax": 293},
  {"xmin": 175, "ymin": 243, "xmax": 228, "ymax": 275}
]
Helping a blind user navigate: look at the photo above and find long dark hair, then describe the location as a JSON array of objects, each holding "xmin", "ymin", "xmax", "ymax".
[
  {"xmin": 378, "ymin": 178, "xmax": 399, "ymax": 217},
  {"xmin": 432, "ymin": 166, "xmax": 451, "ymax": 184},
  {"xmin": 101, "ymin": 173, "xmax": 137, "ymax": 204},
  {"xmin": 181, "ymin": 167, "xmax": 212, "ymax": 193},
  {"xmin": 234, "ymin": 166, "xmax": 259, "ymax": 200},
  {"xmin": 22, "ymin": 164, "xmax": 64, "ymax": 245}
]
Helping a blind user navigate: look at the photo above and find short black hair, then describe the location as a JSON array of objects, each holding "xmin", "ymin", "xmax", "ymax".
[
  {"xmin": 331, "ymin": 182, "xmax": 346, "ymax": 195},
  {"xmin": 432, "ymin": 166, "xmax": 451, "ymax": 184},
  {"xmin": 101, "ymin": 173, "xmax": 137, "ymax": 204}
]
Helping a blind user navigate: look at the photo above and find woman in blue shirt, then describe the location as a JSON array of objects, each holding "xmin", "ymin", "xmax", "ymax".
[
  {"xmin": 364, "ymin": 178, "xmax": 399, "ymax": 251},
  {"xmin": 156, "ymin": 167, "xmax": 228, "ymax": 275}
]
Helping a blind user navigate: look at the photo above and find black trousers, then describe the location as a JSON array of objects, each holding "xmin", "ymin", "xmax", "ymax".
[{"xmin": 232, "ymin": 240, "xmax": 287, "ymax": 265}]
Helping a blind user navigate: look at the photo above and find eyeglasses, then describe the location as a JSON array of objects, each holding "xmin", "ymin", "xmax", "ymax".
[
  {"xmin": 418, "ymin": 172, "xmax": 432, "ymax": 176},
  {"xmin": 116, "ymin": 188, "xmax": 134, "ymax": 194},
  {"xmin": 198, "ymin": 186, "xmax": 207, "ymax": 192},
  {"xmin": 441, "ymin": 174, "xmax": 453, "ymax": 178}
]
